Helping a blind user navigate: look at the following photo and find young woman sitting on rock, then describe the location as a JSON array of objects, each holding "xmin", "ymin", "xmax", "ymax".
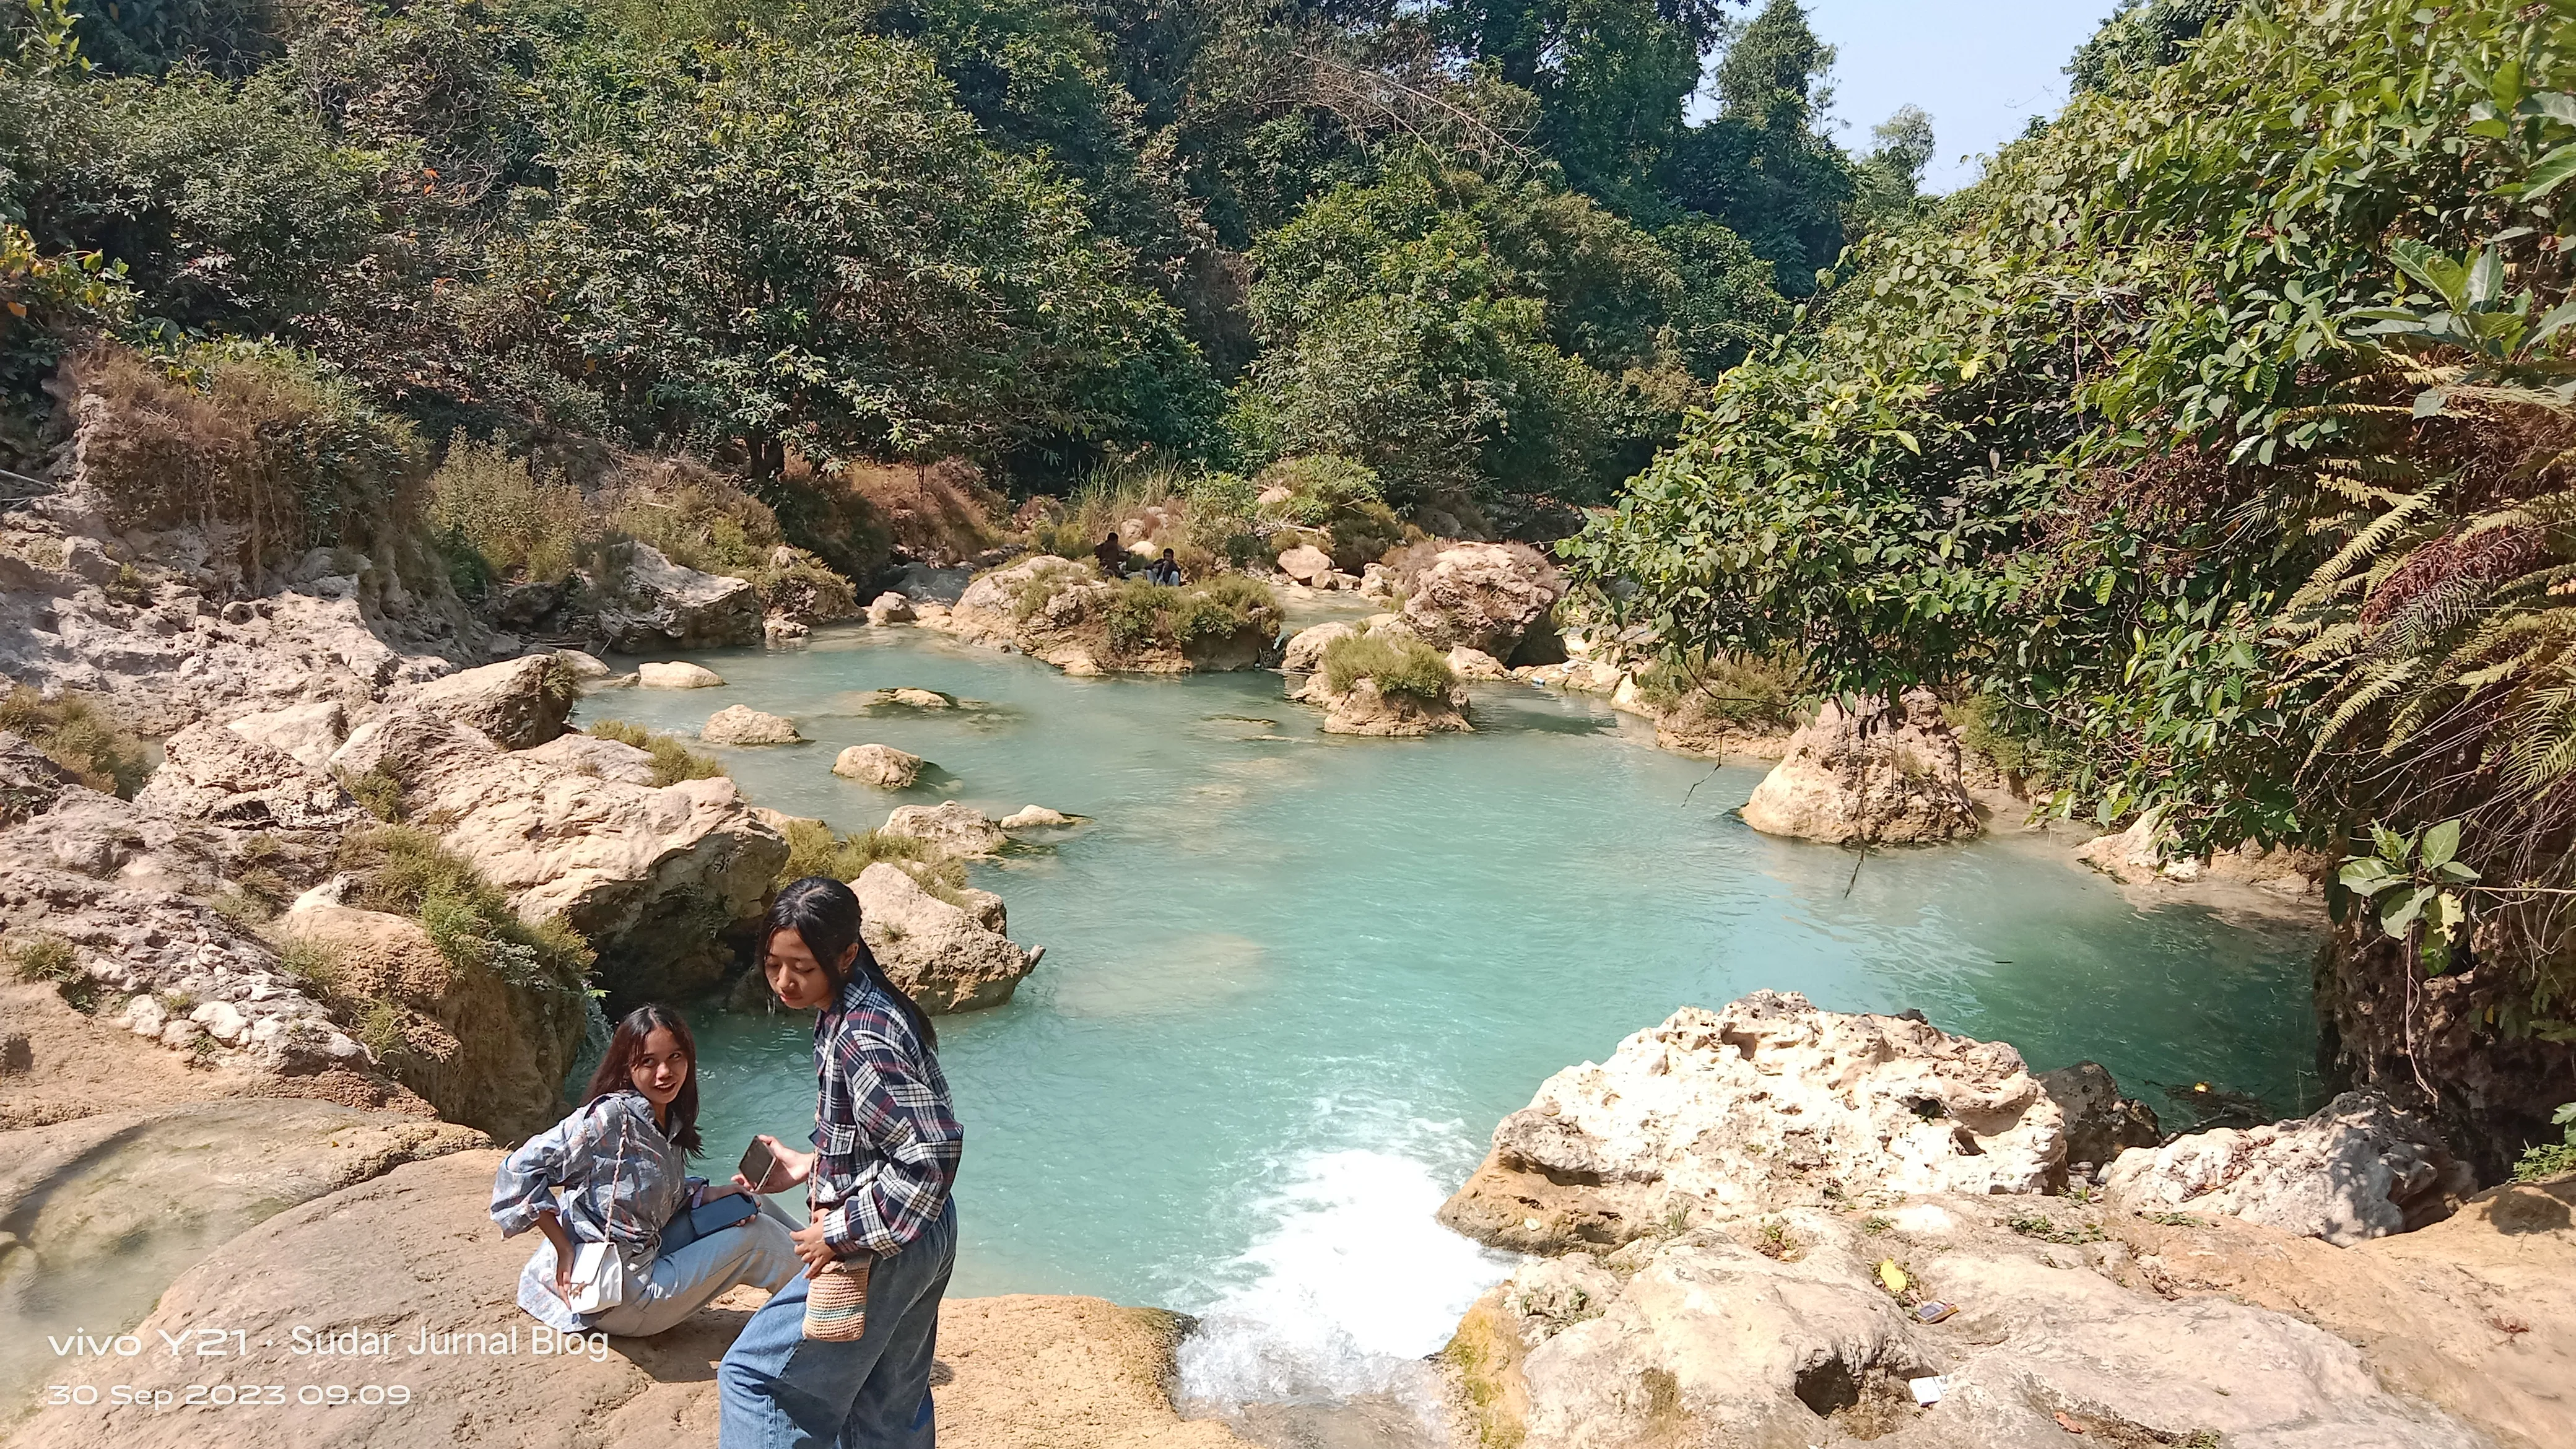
[
  {"xmin": 490, "ymin": 1004, "xmax": 801, "ymax": 1337},
  {"xmin": 718, "ymin": 876, "xmax": 962, "ymax": 1449}
]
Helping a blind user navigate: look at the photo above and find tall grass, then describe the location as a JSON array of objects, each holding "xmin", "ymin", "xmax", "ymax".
[
  {"xmin": 0, "ymin": 685, "xmax": 150, "ymax": 798},
  {"xmin": 586, "ymin": 720, "xmax": 725, "ymax": 785},
  {"xmin": 1321, "ymin": 632, "xmax": 1455, "ymax": 700}
]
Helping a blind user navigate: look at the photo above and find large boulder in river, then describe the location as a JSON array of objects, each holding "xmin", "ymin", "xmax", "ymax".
[
  {"xmin": 1739, "ymin": 687, "xmax": 1979, "ymax": 845},
  {"xmin": 407, "ymin": 655, "xmax": 574, "ymax": 750},
  {"xmin": 281, "ymin": 903, "xmax": 586, "ymax": 1140},
  {"xmin": 2105, "ymin": 1089, "xmax": 2474, "ymax": 1244},
  {"xmin": 1439, "ymin": 991, "xmax": 2064, "ymax": 1255},
  {"xmin": 638, "ymin": 660, "xmax": 725, "ymax": 689},
  {"xmin": 852, "ymin": 863, "xmax": 1035, "ymax": 1014},
  {"xmin": 1279, "ymin": 620, "xmax": 1355, "ymax": 675},
  {"xmin": 331, "ymin": 709, "xmax": 788, "ymax": 1001},
  {"xmin": 882, "ymin": 799, "xmax": 1006, "ymax": 858},
  {"xmin": 834, "ymin": 743, "xmax": 925, "ymax": 789},
  {"xmin": 1297, "ymin": 673, "xmax": 1470, "ymax": 737},
  {"xmin": 591, "ymin": 540, "xmax": 762, "ymax": 653},
  {"xmin": 1399, "ymin": 542, "xmax": 1562, "ymax": 660},
  {"xmin": 133, "ymin": 720, "xmax": 363, "ymax": 830},
  {"xmin": 700, "ymin": 704, "xmax": 801, "ymax": 745},
  {"xmin": 943, "ymin": 555, "xmax": 1279, "ymax": 674}
]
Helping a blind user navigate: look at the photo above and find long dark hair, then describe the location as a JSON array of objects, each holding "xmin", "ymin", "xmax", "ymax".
[
  {"xmin": 762, "ymin": 876, "xmax": 938, "ymax": 1051},
  {"xmin": 583, "ymin": 1003, "xmax": 703, "ymax": 1155}
]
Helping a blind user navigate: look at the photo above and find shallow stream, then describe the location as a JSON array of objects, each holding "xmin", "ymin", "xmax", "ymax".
[{"xmin": 580, "ymin": 620, "xmax": 2321, "ymax": 1427}]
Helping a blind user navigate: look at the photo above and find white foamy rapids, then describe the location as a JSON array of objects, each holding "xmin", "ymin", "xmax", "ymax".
[{"xmin": 1174, "ymin": 1146, "xmax": 1512, "ymax": 1416}]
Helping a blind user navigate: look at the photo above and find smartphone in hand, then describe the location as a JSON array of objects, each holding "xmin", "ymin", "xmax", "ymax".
[{"xmin": 738, "ymin": 1137, "xmax": 780, "ymax": 1195}]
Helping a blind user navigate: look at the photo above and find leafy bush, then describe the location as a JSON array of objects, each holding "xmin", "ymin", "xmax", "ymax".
[
  {"xmin": 426, "ymin": 434, "xmax": 586, "ymax": 589},
  {"xmin": 2515, "ymin": 1103, "xmax": 2576, "ymax": 1183},
  {"xmin": 1102, "ymin": 575, "xmax": 1281, "ymax": 655},
  {"xmin": 1635, "ymin": 651, "xmax": 1801, "ymax": 734},
  {"xmin": 0, "ymin": 685, "xmax": 151, "ymax": 796},
  {"xmin": 1, "ymin": 220, "xmax": 128, "ymax": 445},
  {"xmin": 66, "ymin": 341, "xmax": 425, "ymax": 573},
  {"xmin": 596, "ymin": 454, "xmax": 858, "ymax": 619},
  {"xmin": 586, "ymin": 719, "xmax": 724, "ymax": 785},
  {"xmin": 336, "ymin": 824, "xmax": 593, "ymax": 991},
  {"xmin": 1322, "ymin": 630, "xmax": 1455, "ymax": 700}
]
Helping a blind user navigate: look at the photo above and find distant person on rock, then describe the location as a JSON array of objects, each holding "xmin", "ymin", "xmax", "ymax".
[
  {"xmin": 490, "ymin": 1004, "xmax": 800, "ymax": 1338},
  {"xmin": 720, "ymin": 876, "xmax": 962, "ymax": 1449},
  {"xmin": 1093, "ymin": 531, "xmax": 1128, "ymax": 578},
  {"xmin": 1146, "ymin": 549, "xmax": 1183, "ymax": 586}
]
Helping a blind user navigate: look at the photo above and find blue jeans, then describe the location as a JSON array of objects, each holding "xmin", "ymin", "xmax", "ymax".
[{"xmin": 717, "ymin": 1200, "xmax": 957, "ymax": 1449}]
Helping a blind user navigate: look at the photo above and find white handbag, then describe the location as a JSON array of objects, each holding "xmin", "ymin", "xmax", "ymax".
[{"xmin": 563, "ymin": 1105, "xmax": 633, "ymax": 1315}]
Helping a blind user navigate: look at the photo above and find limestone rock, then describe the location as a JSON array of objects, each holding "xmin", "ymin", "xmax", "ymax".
[
  {"xmin": 1461, "ymin": 1193, "xmax": 2491, "ymax": 1449},
  {"xmin": 554, "ymin": 648, "xmax": 612, "ymax": 680},
  {"xmin": 700, "ymin": 704, "xmax": 801, "ymax": 746},
  {"xmin": 890, "ymin": 687, "xmax": 954, "ymax": 709},
  {"xmin": 1439, "ymin": 991, "xmax": 2063, "ymax": 1254},
  {"xmin": 2105, "ymin": 1089, "xmax": 2472, "ymax": 1245},
  {"xmin": 408, "ymin": 655, "xmax": 573, "ymax": 750},
  {"xmin": 1279, "ymin": 620, "xmax": 1354, "ymax": 676},
  {"xmin": 833, "ymin": 744, "xmax": 925, "ymax": 789},
  {"xmin": 0, "ymin": 1100, "xmax": 482, "ymax": 1411},
  {"xmin": 522, "ymin": 733, "xmax": 658, "ymax": 786},
  {"xmin": 282, "ymin": 904, "xmax": 586, "ymax": 1139},
  {"xmin": 1445, "ymin": 645, "xmax": 1509, "ymax": 681},
  {"xmin": 220, "ymin": 700, "xmax": 348, "ymax": 773},
  {"xmin": 866, "ymin": 591, "xmax": 916, "ymax": 625},
  {"xmin": 955, "ymin": 887, "xmax": 1007, "ymax": 934},
  {"xmin": 1398, "ymin": 542, "xmax": 1562, "ymax": 659},
  {"xmin": 948, "ymin": 556, "xmax": 1277, "ymax": 675},
  {"xmin": 763, "ymin": 614, "xmax": 809, "ymax": 643},
  {"xmin": 637, "ymin": 661, "xmax": 725, "ymax": 689},
  {"xmin": 2035, "ymin": 1060, "xmax": 2162, "ymax": 1175},
  {"xmin": 1739, "ymin": 688, "xmax": 1980, "ymax": 845},
  {"xmin": 998, "ymin": 806, "xmax": 1077, "ymax": 830},
  {"xmin": 1303, "ymin": 676, "xmax": 1471, "ymax": 737},
  {"xmin": 0, "ymin": 730, "xmax": 80, "ymax": 824},
  {"xmin": 331, "ymin": 709, "xmax": 788, "ymax": 1001},
  {"xmin": 11, "ymin": 1148, "xmax": 1247, "ymax": 1449},
  {"xmin": 851, "ymin": 863, "xmax": 1034, "ymax": 1014},
  {"xmin": 882, "ymin": 800, "xmax": 1005, "ymax": 858},
  {"xmin": 1276, "ymin": 544, "xmax": 1334, "ymax": 584},
  {"xmin": 2075, "ymin": 804, "xmax": 2328, "ymax": 897},
  {"xmin": 1359, "ymin": 562, "xmax": 1399, "ymax": 603},
  {"xmin": 133, "ymin": 720, "xmax": 362, "ymax": 830},
  {"xmin": 591, "ymin": 541, "xmax": 762, "ymax": 653}
]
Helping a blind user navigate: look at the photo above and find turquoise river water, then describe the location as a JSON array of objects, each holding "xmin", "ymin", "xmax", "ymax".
[{"xmin": 575, "ymin": 618, "xmax": 2321, "ymax": 1417}]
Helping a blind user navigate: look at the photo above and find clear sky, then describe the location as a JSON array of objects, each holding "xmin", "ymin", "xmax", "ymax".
[{"xmin": 1799, "ymin": 1, "xmax": 2115, "ymax": 192}]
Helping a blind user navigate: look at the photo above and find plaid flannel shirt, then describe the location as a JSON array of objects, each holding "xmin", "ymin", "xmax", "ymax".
[{"xmin": 809, "ymin": 972, "xmax": 962, "ymax": 1257}]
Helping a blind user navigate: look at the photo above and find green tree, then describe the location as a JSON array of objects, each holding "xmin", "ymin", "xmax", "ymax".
[
  {"xmin": 1657, "ymin": 0, "xmax": 1849, "ymax": 290},
  {"xmin": 497, "ymin": 33, "xmax": 1218, "ymax": 480}
]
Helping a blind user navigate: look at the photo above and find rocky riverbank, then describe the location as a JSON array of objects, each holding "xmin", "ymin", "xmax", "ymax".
[
  {"xmin": 1436, "ymin": 991, "xmax": 2574, "ymax": 1449},
  {"xmin": 0, "ymin": 399, "xmax": 1202, "ymax": 1445}
]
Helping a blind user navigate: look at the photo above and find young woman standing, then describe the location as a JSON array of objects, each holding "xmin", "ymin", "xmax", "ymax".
[{"xmin": 718, "ymin": 876, "xmax": 963, "ymax": 1449}]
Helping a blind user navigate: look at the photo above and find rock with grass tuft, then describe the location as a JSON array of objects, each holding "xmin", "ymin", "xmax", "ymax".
[{"xmin": 851, "ymin": 863, "xmax": 1033, "ymax": 1013}]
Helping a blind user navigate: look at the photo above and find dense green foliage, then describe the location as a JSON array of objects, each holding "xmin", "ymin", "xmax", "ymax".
[
  {"xmin": 1322, "ymin": 629, "xmax": 1455, "ymax": 699},
  {"xmin": 1569, "ymin": 0, "xmax": 2576, "ymax": 1029},
  {"xmin": 1, "ymin": 0, "xmax": 1918, "ymax": 526}
]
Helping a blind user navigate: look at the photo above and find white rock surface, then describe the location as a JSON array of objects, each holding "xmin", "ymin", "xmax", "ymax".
[
  {"xmin": 998, "ymin": 806, "xmax": 1077, "ymax": 830},
  {"xmin": 833, "ymin": 744, "xmax": 925, "ymax": 790},
  {"xmin": 1740, "ymin": 688, "xmax": 1980, "ymax": 845},
  {"xmin": 866, "ymin": 592, "xmax": 916, "ymax": 625},
  {"xmin": 406, "ymin": 655, "xmax": 572, "ymax": 750},
  {"xmin": 1445, "ymin": 645, "xmax": 1509, "ymax": 681},
  {"xmin": 851, "ymin": 863, "xmax": 1035, "ymax": 1013},
  {"xmin": 637, "ymin": 661, "xmax": 725, "ymax": 689},
  {"xmin": 1398, "ymin": 542, "xmax": 1562, "ymax": 659},
  {"xmin": 1276, "ymin": 544, "xmax": 1334, "ymax": 584},
  {"xmin": 220, "ymin": 700, "xmax": 349, "ymax": 773},
  {"xmin": 881, "ymin": 800, "xmax": 1005, "ymax": 858},
  {"xmin": 1440, "ymin": 991, "xmax": 2063, "ymax": 1253},
  {"xmin": 133, "ymin": 720, "xmax": 362, "ymax": 830},
  {"xmin": 591, "ymin": 541, "xmax": 761, "ymax": 653},
  {"xmin": 2105, "ymin": 1090, "xmax": 2471, "ymax": 1245},
  {"xmin": 700, "ymin": 704, "xmax": 801, "ymax": 746},
  {"xmin": 1279, "ymin": 620, "xmax": 1355, "ymax": 676}
]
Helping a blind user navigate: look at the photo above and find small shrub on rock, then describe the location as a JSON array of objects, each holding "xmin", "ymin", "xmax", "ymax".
[
  {"xmin": 7, "ymin": 931, "xmax": 97, "ymax": 1012},
  {"xmin": 776, "ymin": 817, "xmax": 968, "ymax": 902},
  {"xmin": 586, "ymin": 719, "xmax": 724, "ymax": 785},
  {"xmin": 336, "ymin": 825, "xmax": 594, "ymax": 992},
  {"xmin": 1321, "ymin": 631, "xmax": 1455, "ymax": 701},
  {"xmin": 0, "ymin": 685, "xmax": 150, "ymax": 796},
  {"xmin": 2515, "ymin": 1103, "xmax": 2576, "ymax": 1183},
  {"xmin": 426, "ymin": 434, "xmax": 588, "ymax": 588},
  {"xmin": 1635, "ymin": 651, "xmax": 1801, "ymax": 733},
  {"xmin": 1103, "ymin": 575, "xmax": 1282, "ymax": 655}
]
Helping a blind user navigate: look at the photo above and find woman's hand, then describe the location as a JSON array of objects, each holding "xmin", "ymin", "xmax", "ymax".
[
  {"xmin": 732, "ymin": 1134, "xmax": 813, "ymax": 1194},
  {"xmin": 788, "ymin": 1216, "xmax": 841, "ymax": 1275},
  {"xmin": 534, "ymin": 1209, "xmax": 577, "ymax": 1303}
]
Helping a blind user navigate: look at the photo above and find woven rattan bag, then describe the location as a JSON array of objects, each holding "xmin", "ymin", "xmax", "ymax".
[{"xmin": 803, "ymin": 1180, "xmax": 871, "ymax": 1342}]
